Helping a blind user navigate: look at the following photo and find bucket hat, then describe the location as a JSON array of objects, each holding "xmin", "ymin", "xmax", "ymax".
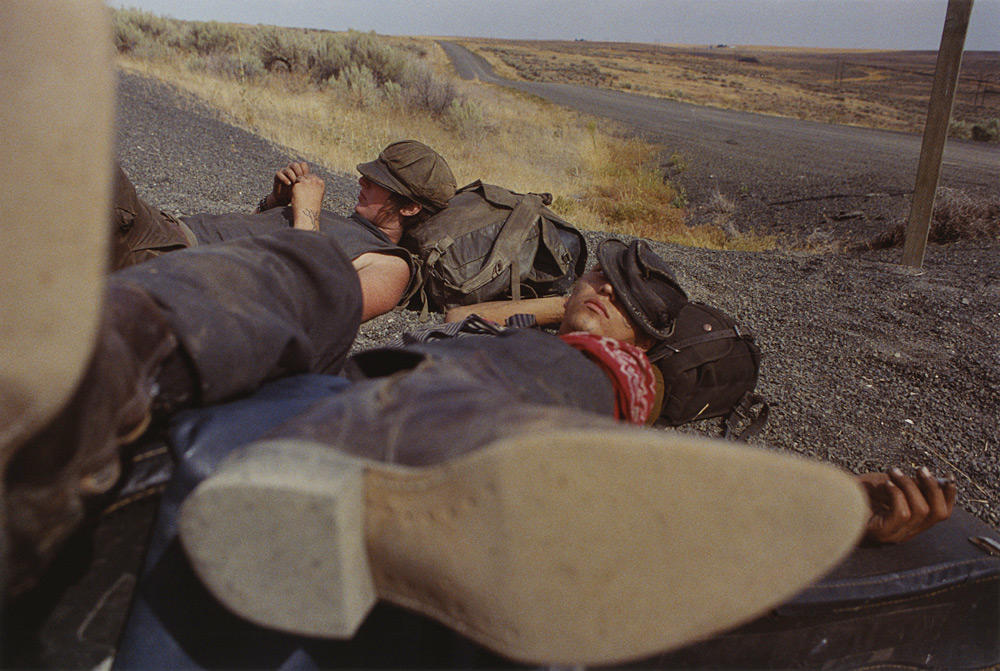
[{"xmin": 596, "ymin": 239, "xmax": 688, "ymax": 342}]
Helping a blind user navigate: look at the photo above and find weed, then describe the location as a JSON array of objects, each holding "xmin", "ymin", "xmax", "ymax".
[
  {"xmin": 854, "ymin": 188, "xmax": 1000, "ymax": 250},
  {"xmin": 950, "ymin": 117, "xmax": 999, "ymax": 143}
]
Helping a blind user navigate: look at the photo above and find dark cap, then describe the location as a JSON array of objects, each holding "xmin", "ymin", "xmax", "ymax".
[
  {"xmin": 596, "ymin": 238, "xmax": 688, "ymax": 342},
  {"xmin": 356, "ymin": 140, "xmax": 456, "ymax": 213}
]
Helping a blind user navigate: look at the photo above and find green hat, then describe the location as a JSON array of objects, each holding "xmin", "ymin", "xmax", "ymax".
[{"xmin": 356, "ymin": 140, "xmax": 456, "ymax": 213}]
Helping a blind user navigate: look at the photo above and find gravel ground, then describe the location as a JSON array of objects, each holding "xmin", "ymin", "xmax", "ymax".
[{"xmin": 116, "ymin": 71, "xmax": 999, "ymax": 529}]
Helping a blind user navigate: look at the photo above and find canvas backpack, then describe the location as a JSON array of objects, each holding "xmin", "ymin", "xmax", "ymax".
[
  {"xmin": 406, "ymin": 180, "xmax": 587, "ymax": 312},
  {"xmin": 649, "ymin": 301, "xmax": 768, "ymax": 440}
]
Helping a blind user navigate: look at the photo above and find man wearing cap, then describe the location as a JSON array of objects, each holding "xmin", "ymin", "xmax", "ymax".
[
  {"xmin": 7, "ymin": 224, "xmax": 953, "ymax": 666},
  {"xmin": 112, "ymin": 140, "xmax": 456, "ymax": 321},
  {"xmin": 0, "ymin": 4, "xmax": 963, "ymax": 664},
  {"xmin": 441, "ymin": 237, "xmax": 957, "ymax": 537}
]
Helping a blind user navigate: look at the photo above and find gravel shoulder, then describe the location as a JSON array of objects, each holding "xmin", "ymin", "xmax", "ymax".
[{"xmin": 117, "ymin": 70, "xmax": 1000, "ymax": 529}]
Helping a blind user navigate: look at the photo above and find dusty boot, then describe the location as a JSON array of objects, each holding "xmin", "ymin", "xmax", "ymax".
[
  {"xmin": 179, "ymin": 364, "xmax": 870, "ymax": 666},
  {"xmin": 110, "ymin": 163, "xmax": 196, "ymax": 270},
  {"xmin": 0, "ymin": 1, "xmax": 115, "ymax": 599},
  {"xmin": 3, "ymin": 283, "xmax": 193, "ymax": 598}
]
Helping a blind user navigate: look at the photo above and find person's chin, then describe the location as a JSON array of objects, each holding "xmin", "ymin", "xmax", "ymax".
[{"xmin": 559, "ymin": 312, "xmax": 599, "ymax": 336}]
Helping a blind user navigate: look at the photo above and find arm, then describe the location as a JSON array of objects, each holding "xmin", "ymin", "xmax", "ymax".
[
  {"xmin": 290, "ymin": 173, "xmax": 325, "ymax": 231},
  {"xmin": 352, "ymin": 252, "xmax": 411, "ymax": 322},
  {"xmin": 257, "ymin": 161, "xmax": 311, "ymax": 212},
  {"xmin": 858, "ymin": 467, "xmax": 956, "ymax": 544},
  {"xmin": 445, "ymin": 295, "xmax": 567, "ymax": 326}
]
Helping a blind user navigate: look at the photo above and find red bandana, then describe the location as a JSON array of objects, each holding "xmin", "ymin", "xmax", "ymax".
[{"xmin": 559, "ymin": 332, "xmax": 657, "ymax": 424}]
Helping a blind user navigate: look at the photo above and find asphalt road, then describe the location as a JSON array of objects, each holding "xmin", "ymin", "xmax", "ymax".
[{"xmin": 440, "ymin": 41, "xmax": 999, "ymax": 241}]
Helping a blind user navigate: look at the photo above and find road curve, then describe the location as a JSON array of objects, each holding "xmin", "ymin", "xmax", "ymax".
[{"xmin": 440, "ymin": 41, "xmax": 998, "ymax": 238}]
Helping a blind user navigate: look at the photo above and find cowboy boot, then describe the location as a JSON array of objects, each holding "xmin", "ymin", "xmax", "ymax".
[
  {"xmin": 179, "ymin": 360, "xmax": 870, "ymax": 666},
  {"xmin": 3, "ymin": 283, "xmax": 195, "ymax": 598},
  {"xmin": 110, "ymin": 163, "xmax": 196, "ymax": 270},
  {"xmin": 0, "ymin": 0, "xmax": 114, "ymax": 598}
]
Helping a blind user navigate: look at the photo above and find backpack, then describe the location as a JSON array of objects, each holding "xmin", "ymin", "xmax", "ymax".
[
  {"xmin": 649, "ymin": 301, "xmax": 768, "ymax": 440},
  {"xmin": 406, "ymin": 180, "xmax": 587, "ymax": 312}
]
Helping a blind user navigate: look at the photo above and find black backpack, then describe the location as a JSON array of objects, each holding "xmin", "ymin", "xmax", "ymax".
[
  {"xmin": 406, "ymin": 180, "xmax": 587, "ymax": 312},
  {"xmin": 649, "ymin": 301, "xmax": 768, "ymax": 440}
]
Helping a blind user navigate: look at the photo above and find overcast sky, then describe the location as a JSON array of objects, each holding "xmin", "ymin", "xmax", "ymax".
[{"xmin": 107, "ymin": 0, "xmax": 999, "ymax": 51}]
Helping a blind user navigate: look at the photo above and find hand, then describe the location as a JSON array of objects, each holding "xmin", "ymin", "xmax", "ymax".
[
  {"xmin": 264, "ymin": 161, "xmax": 311, "ymax": 210},
  {"xmin": 290, "ymin": 172, "xmax": 325, "ymax": 231},
  {"xmin": 859, "ymin": 467, "xmax": 956, "ymax": 544}
]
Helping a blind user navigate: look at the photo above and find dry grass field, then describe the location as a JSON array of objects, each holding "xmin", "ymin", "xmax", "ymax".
[
  {"xmin": 111, "ymin": 8, "xmax": 997, "ymax": 250},
  {"xmin": 459, "ymin": 39, "xmax": 1000, "ymax": 138}
]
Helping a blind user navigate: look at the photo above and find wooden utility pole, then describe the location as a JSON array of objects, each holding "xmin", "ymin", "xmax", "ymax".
[{"xmin": 901, "ymin": 0, "xmax": 974, "ymax": 269}]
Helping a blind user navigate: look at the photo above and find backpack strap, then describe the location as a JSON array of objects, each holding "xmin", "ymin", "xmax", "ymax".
[
  {"xmin": 721, "ymin": 393, "xmax": 770, "ymax": 442},
  {"xmin": 647, "ymin": 327, "xmax": 742, "ymax": 362},
  {"xmin": 457, "ymin": 192, "xmax": 545, "ymax": 300}
]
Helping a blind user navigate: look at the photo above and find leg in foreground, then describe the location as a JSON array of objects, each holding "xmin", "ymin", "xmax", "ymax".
[{"xmin": 180, "ymin": 369, "xmax": 870, "ymax": 666}]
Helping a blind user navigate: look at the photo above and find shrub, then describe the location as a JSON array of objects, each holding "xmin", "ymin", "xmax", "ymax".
[
  {"xmin": 180, "ymin": 21, "xmax": 239, "ymax": 56},
  {"xmin": 401, "ymin": 61, "xmax": 460, "ymax": 116},
  {"xmin": 255, "ymin": 27, "xmax": 306, "ymax": 73},
  {"xmin": 187, "ymin": 52, "xmax": 264, "ymax": 81},
  {"xmin": 113, "ymin": 16, "xmax": 144, "ymax": 53},
  {"xmin": 307, "ymin": 34, "xmax": 351, "ymax": 84},
  {"xmin": 343, "ymin": 30, "xmax": 406, "ymax": 85},
  {"xmin": 855, "ymin": 187, "xmax": 1000, "ymax": 250},
  {"xmin": 950, "ymin": 117, "xmax": 1000, "ymax": 143},
  {"xmin": 112, "ymin": 7, "xmax": 178, "ymax": 54},
  {"xmin": 971, "ymin": 118, "xmax": 999, "ymax": 143},
  {"xmin": 444, "ymin": 98, "xmax": 485, "ymax": 138},
  {"xmin": 335, "ymin": 64, "xmax": 380, "ymax": 108}
]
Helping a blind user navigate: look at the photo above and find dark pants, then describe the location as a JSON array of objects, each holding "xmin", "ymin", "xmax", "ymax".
[
  {"xmin": 110, "ymin": 164, "xmax": 302, "ymax": 271},
  {"xmin": 115, "ymin": 332, "xmax": 616, "ymax": 670},
  {"xmin": 113, "ymin": 226, "xmax": 364, "ymax": 404}
]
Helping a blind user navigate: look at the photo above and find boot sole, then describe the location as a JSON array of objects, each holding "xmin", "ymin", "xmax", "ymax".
[{"xmin": 179, "ymin": 430, "xmax": 867, "ymax": 666}]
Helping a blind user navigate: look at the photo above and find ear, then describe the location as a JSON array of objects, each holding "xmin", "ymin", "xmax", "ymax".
[{"xmin": 399, "ymin": 201, "xmax": 422, "ymax": 217}]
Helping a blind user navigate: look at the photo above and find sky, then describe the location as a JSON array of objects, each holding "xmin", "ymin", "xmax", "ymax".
[{"xmin": 107, "ymin": 0, "xmax": 999, "ymax": 51}]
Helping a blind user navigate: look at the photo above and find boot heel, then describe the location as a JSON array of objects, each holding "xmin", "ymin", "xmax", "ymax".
[{"xmin": 179, "ymin": 439, "xmax": 376, "ymax": 638}]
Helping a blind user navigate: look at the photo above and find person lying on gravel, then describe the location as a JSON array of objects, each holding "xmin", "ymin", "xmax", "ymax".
[
  {"xmin": 0, "ymin": 4, "xmax": 955, "ymax": 666},
  {"xmin": 0, "ymin": 210, "xmax": 874, "ymax": 666},
  {"xmin": 444, "ymin": 239, "xmax": 958, "ymax": 547},
  {"xmin": 5, "ymin": 225, "xmax": 956, "ymax": 602},
  {"xmin": 111, "ymin": 140, "xmax": 456, "ymax": 321}
]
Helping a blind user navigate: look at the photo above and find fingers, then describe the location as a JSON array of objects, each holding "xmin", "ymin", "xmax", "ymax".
[
  {"xmin": 862, "ymin": 467, "xmax": 957, "ymax": 544},
  {"xmin": 275, "ymin": 162, "xmax": 311, "ymax": 185},
  {"xmin": 860, "ymin": 475, "xmax": 911, "ymax": 544},
  {"xmin": 915, "ymin": 467, "xmax": 956, "ymax": 528}
]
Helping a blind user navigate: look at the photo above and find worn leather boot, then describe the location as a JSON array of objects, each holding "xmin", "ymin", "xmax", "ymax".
[
  {"xmin": 179, "ymin": 361, "xmax": 869, "ymax": 666},
  {"xmin": 0, "ymin": 0, "xmax": 116, "ymax": 601},
  {"xmin": 110, "ymin": 163, "xmax": 196, "ymax": 270},
  {"xmin": 3, "ymin": 283, "xmax": 192, "ymax": 598}
]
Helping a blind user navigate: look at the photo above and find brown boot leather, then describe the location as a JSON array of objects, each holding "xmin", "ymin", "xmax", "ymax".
[
  {"xmin": 3, "ymin": 283, "xmax": 188, "ymax": 598},
  {"xmin": 111, "ymin": 163, "xmax": 195, "ymax": 270}
]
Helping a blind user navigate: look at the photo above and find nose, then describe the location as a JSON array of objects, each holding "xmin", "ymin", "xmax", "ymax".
[{"xmin": 594, "ymin": 272, "xmax": 614, "ymax": 297}]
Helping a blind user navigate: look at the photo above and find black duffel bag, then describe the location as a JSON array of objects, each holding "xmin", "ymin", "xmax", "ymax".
[{"xmin": 649, "ymin": 301, "xmax": 768, "ymax": 440}]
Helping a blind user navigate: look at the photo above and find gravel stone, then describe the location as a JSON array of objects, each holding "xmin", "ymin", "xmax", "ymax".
[{"xmin": 116, "ymin": 71, "xmax": 999, "ymax": 529}]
